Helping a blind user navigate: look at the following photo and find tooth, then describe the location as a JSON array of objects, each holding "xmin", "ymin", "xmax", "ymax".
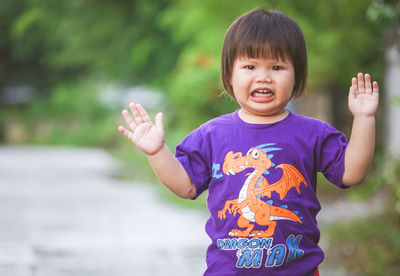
[
  {"xmin": 240, "ymin": 166, "xmax": 245, "ymax": 170},
  {"xmin": 228, "ymin": 169, "xmax": 236, "ymax": 175}
]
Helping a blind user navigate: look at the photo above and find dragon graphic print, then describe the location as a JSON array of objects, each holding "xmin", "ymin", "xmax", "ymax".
[
  {"xmin": 217, "ymin": 143, "xmax": 308, "ymax": 238},
  {"xmin": 213, "ymin": 143, "xmax": 310, "ymax": 269}
]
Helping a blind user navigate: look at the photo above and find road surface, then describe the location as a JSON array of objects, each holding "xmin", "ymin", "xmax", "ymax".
[
  {"xmin": 0, "ymin": 145, "xmax": 209, "ymax": 276},
  {"xmin": 0, "ymin": 145, "xmax": 382, "ymax": 275}
]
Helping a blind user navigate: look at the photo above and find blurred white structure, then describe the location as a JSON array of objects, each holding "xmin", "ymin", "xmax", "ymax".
[
  {"xmin": 0, "ymin": 86, "xmax": 35, "ymax": 105},
  {"xmin": 385, "ymin": 44, "xmax": 400, "ymax": 159},
  {"xmin": 100, "ymin": 85, "xmax": 167, "ymax": 111}
]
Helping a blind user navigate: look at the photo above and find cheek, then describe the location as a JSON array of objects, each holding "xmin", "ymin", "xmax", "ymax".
[
  {"xmin": 290, "ymin": 72, "xmax": 296, "ymax": 87},
  {"xmin": 284, "ymin": 73, "xmax": 296, "ymax": 90},
  {"xmin": 230, "ymin": 74, "xmax": 240, "ymax": 89},
  {"xmin": 288, "ymin": 78, "xmax": 296, "ymax": 90}
]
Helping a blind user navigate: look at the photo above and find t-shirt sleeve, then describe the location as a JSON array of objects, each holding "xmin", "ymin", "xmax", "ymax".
[
  {"xmin": 316, "ymin": 124, "xmax": 349, "ymax": 189},
  {"xmin": 175, "ymin": 127, "xmax": 211, "ymax": 199}
]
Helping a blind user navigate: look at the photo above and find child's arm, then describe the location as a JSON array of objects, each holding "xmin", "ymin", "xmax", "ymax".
[
  {"xmin": 342, "ymin": 73, "xmax": 379, "ymax": 186},
  {"xmin": 118, "ymin": 103, "xmax": 196, "ymax": 199}
]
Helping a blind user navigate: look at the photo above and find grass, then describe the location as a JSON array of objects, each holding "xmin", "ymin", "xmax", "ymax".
[
  {"xmin": 324, "ymin": 210, "xmax": 400, "ymax": 276},
  {"xmin": 316, "ymin": 158, "xmax": 400, "ymax": 275}
]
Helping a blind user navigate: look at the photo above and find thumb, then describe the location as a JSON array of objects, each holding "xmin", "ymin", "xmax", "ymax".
[
  {"xmin": 348, "ymin": 85, "xmax": 356, "ymax": 101},
  {"xmin": 155, "ymin": 112, "xmax": 164, "ymax": 131}
]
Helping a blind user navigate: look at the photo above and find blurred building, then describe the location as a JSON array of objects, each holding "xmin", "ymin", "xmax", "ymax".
[{"xmin": 100, "ymin": 85, "xmax": 167, "ymax": 112}]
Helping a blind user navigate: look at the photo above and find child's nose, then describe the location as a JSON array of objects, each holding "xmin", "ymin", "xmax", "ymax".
[{"xmin": 256, "ymin": 69, "xmax": 272, "ymax": 83}]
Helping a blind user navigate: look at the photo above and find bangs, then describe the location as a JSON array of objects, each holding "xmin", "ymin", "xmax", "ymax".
[
  {"xmin": 221, "ymin": 9, "xmax": 307, "ymax": 99},
  {"xmin": 235, "ymin": 18, "xmax": 290, "ymax": 62}
]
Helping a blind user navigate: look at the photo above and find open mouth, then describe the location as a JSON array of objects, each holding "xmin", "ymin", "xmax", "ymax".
[{"xmin": 251, "ymin": 89, "xmax": 274, "ymax": 98}]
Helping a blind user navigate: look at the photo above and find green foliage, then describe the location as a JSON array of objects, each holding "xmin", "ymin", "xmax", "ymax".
[
  {"xmin": 344, "ymin": 153, "xmax": 400, "ymax": 208},
  {"xmin": 25, "ymin": 80, "xmax": 118, "ymax": 147},
  {"xmin": 160, "ymin": 0, "xmax": 250, "ymax": 128},
  {"xmin": 156, "ymin": 0, "xmax": 386, "ymax": 130},
  {"xmin": 367, "ymin": 0, "xmax": 400, "ymax": 24},
  {"xmin": 320, "ymin": 156, "xmax": 400, "ymax": 275},
  {"xmin": 326, "ymin": 211, "xmax": 400, "ymax": 275},
  {"xmin": 384, "ymin": 159, "xmax": 400, "ymax": 214},
  {"xmin": 1, "ymin": 0, "xmax": 388, "ymax": 130},
  {"xmin": 0, "ymin": 2, "xmax": 398, "ymax": 273},
  {"xmin": 5, "ymin": 0, "xmax": 182, "ymax": 86}
]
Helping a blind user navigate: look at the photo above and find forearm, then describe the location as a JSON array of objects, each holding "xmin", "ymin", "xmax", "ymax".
[
  {"xmin": 342, "ymin": 116, "xmax": 375, "ymax": 186},
  {"xmin": 147, "ymin": 144, "xmax": 196, "ymax": 199}
]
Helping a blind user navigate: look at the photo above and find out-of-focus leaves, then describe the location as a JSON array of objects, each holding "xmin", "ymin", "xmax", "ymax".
[
  {"xmin": 157, "ymin": 0, "xmax": 385, "ymax": 130},
  {"xmin": 5, "ymin": 0, "xmax": 182, "ymax": 86},
  {"xmin": 367, "ymin": 0, "xmax": 400, "ymax": 22},
  {"xmin": 0, "ymin": 0, "xmax": 391, "ymax": 134}
]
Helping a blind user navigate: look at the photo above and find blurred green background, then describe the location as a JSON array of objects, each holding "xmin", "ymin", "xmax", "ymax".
[{"xmin": 0, "ymin": 0, "xmax": 399, "ymax": 275}]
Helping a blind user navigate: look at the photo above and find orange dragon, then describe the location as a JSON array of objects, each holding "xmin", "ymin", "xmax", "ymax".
[{"xmin": 218, "ymin": 145, "xmax": 308, "ymax": 238}]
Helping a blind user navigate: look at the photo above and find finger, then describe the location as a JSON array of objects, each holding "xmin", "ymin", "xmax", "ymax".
[
  {"xmin": 118, "ymin": 125, "xmax": 134, "ymax": 141},
  {"xmin": 136, "ymin": 104, "xmax": 151, "ymax": 123},
  {"xmin": 155, "ymin": 112, "xmax": 164, "ymax": 132},
  {"xmin": 364, "ymin": 73, "xmax": 372, "ymax": 94},
  {"xmin": 348, "ymin": 85, "xmax": 356, "ymax": 100},
  {"xmin": 351, "ymin": 77, "xmax": 358, "ymax": 94},
  {"xmin": 373, "ymin": 81, "xmax": 379, "ymax": 95},
  {"xmin": 357, "ymin": 72, "xmax": 365, "ymax": 93},
  {"xmin": 118, "ymin": 125, "xmax": 127, "ymax": 135},
  {"xmin": 129, "ymin": 102, "xmax": 143, "ymax": 125},
  {"xmin": 122, "ymin": 109, "xmax": 137, "ymax": 131}
]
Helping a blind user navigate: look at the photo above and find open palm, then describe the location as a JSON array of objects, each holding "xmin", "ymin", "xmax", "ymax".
[
  {"xmin": 118, "ymin": 103, "xmax": 164, "ymax": 155},
  {"xmin": 348, "ymin": 73, "xmax": 379, "ymax": 117}
]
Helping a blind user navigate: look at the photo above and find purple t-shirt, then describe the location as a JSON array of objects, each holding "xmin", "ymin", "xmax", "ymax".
[{"xmin": 176, "ymin": 110, "xmax": 348, "ymax": 276}]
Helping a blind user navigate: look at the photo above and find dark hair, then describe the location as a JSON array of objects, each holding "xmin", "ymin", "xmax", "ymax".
[{"xmin": 221, "ymin": 8, "xmax": 308, "ymax": 99}]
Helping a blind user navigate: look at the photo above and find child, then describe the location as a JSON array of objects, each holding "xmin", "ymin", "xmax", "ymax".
[{"xmin": 118, "ymin": 8, "xmax": 379, "ymax": 276}]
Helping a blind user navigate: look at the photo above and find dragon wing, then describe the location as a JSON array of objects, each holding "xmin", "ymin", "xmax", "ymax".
[{"xmin": 256, "ymin": 164, "xmax": 308, "ymax": 200}]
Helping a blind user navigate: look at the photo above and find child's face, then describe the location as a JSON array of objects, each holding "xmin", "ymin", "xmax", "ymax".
[{"xmin": 230, "ymin": 55, "xmax": 295, "ymax": 123}]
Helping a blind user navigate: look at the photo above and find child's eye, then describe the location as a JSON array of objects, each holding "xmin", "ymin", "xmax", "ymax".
[
  {"xmin": 245, "ymin": 65, "xmax": 255, "ymax": 70},
  {"xmin": 272, "ymin": 65, "xmax": 283, "ymax": 71}
]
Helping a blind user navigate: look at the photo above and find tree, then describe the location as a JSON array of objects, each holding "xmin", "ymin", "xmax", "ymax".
[
  {"xmin": 160, "ymin": 0, "xmax": 384, "ymax": 131},
  {"xmin": 0, "ymin": 0, "xmax": 388, "ymax": 144},
  {"xmin": 3, "ymin": 0, "xmax": 183, "ymax": 88}
]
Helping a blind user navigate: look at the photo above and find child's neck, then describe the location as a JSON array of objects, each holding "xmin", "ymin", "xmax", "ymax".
[{"xmin": 238, "ymin": 109, "xmax": 289, "ymax": 124}]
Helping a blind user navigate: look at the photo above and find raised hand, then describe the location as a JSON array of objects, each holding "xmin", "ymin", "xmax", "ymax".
[
  {"xmin": 348, "ymin": 73, "xmax": 379, "ymax": 118},
  {"xmin": 118, "ymin": 103, "xmax": 164, "ymax": 155}
]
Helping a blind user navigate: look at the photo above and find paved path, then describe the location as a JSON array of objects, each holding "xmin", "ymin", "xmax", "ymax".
[
  {"xmin": 0, "ymin": 145, "xmax": 383, "ymax": 276},
  {"xmin": 0, "ymin": 146, "xmax": 209, "ymax": 276}
]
